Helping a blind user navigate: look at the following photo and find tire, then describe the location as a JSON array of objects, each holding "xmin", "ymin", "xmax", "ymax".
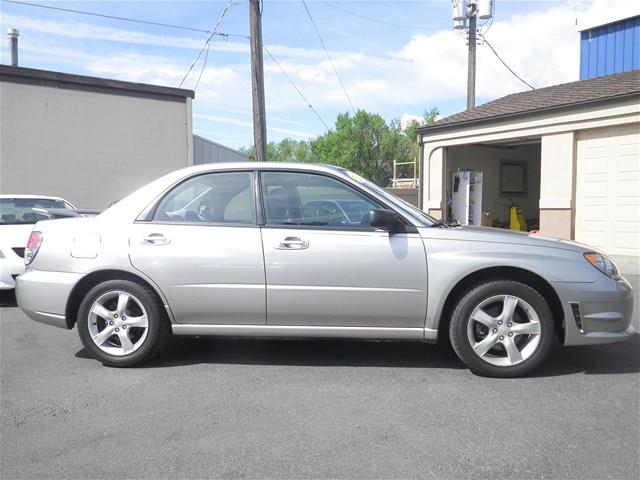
[
  {"xmin": 77, "ymin": 279, "xmax": 171, "ymax": 367},
  {"xmin": 449, "ymin": 280, "xmax": 554, "ymax": 378}
]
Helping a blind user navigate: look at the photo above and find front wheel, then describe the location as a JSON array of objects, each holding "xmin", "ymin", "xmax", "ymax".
[
  {"xmin": 449, "ymin": 280, "xmax": 555, "ymax": 377},
  {"xmin": 77, "ymin": 280, "xmax": 171, "ymax": 367}
]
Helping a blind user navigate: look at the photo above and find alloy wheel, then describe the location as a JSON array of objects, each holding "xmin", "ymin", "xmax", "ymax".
[
  {"xmin": 466, "ymin": 294, "xmax": 542, "ymax": 366},
  {"xmin": 87, "ymin": 290, "xmax": 149, "ymax": 356}
]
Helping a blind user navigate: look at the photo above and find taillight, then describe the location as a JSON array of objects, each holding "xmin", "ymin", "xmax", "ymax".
[{"xmin": 25, "ymin": 231, "xmax": 43, "ymax": 265}]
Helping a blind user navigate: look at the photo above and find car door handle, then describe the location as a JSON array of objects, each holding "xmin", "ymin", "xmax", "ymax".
[
  {"xmin": 142, "ymin": 233, "xmax": 170, "ymax": 245},
  {"xmin": 276, "ymin": 237, "xmax": 309, "ymax": 250}
]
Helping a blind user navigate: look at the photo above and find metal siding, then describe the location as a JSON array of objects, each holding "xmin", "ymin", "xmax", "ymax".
[
  {"xmin": 605, "ymin": 24, "xmax": 616, "ymax": 74},
  {"xmin": 631, "ymin": 17, "xmax": 640, "ymax": 70},
  {"xmin": 580, "ymin": 16, "xmax": 640, "ymax": 80},
  {"xmin": 192, "ymin": 135, "xmax": 248, "ymax": 165},
  {"xmin": 580, "ymin": 32, "xmax": 590, "ymax": 80},
  {"xmin": 623, "ymin": 19, "xmax": 634, "ymax": 70},
  {"xmin": 614, "ymin": 22, "xmax": 625, "ymax": 72}
]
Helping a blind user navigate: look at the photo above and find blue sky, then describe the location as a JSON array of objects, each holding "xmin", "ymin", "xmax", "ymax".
[{"xmin": 0, "ymin": 0, "xmax": 634, "ymax": 149}]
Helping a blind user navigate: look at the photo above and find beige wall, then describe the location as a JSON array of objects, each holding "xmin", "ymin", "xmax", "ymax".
[
  {"xmin": 421, "ymin": 95, "xmax": 639, "ymax": 239},
  {"xmin": 0, "ymin": 82, "xmax": 193, "ymax": 209},
  {"xmin": 539, "ymin": 132, "xmax": 575, "ymax": 211},
  {"xmin": 385, "ymin": 187, "xmax": 419, "ymax": 207},
  {"xmin": 539, "ymin": 208, "xmax": 573, "ymax": 239}
]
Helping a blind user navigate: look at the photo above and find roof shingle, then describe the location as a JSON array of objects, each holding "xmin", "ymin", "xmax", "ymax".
[{"xmin": 420, "ymin": 70, "xmax": 640, "ymax": 132}]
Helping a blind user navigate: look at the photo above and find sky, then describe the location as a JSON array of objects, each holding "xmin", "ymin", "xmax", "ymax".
[{"xmin": 0, "ymin": 0, "xmax": 637, "ymax": 149}]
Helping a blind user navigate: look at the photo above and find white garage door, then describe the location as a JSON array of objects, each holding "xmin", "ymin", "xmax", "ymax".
[{"xmin": 576, "ymin": 124, "xmax": 640, "ymax": 257}]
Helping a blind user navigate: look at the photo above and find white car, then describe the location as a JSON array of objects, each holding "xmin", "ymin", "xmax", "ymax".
[{"xmin": 0, "ymin": 195, "xmax": 76, "ymax": 289}]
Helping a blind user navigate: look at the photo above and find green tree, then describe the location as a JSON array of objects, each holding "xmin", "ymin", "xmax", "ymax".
[
  {"xmin": 240, "ymin": 107, "xmax": 438, "ymax": 186},
  {"xmin": 240, "ymin": 138, "xmax": 314, "ymax": 162}
]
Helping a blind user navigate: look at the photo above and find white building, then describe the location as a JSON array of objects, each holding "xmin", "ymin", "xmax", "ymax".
[{"xmin": 418, "ymin": 70, "xmax": 640, "ymax": 264}]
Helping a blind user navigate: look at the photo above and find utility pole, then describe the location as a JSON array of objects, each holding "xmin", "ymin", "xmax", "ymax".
[
  {"xmin": 249, "ymin": 0, "xmax": 267, "ymax": 161},
  {"xmin": 452, "ymin": 0, "xmax": 493, "ymax": 110},
  {"xmin": 466, "ymin": 3, "xmax": 476, "ymax": 110}
]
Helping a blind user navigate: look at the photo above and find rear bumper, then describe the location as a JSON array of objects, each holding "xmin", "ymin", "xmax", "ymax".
[
  {"xmin": 15, "ymin": 268, "xmax": 83, "ymax": 329},
  {"xmin": 554, "ymin": 275, "xmax": 635, "ymax": 346},
  {"xmin": 0, "ymin": 256, "xmax": 25, "ymax": 290}
]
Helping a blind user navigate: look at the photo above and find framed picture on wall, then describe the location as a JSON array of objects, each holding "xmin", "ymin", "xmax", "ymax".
[{"xmin": 500, "ymin": 161, "xmax": 527, "ymax": 195}]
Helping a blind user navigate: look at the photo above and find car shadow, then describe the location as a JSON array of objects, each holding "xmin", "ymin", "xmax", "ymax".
[
  {"xmin": 0, "ymin": 290, "xmax": 17, "ymax": 308},
  {"xmin": 75, "ymin": 333, "xmax": 640, "ymax": 376}
]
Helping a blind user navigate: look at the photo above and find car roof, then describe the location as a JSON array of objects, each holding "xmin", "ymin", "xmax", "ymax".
[{"xmin": 171, "ymin": 162, "xmax": 346, "ymax": 176}]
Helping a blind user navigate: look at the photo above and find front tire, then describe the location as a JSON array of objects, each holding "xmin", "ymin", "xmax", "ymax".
[
  {"xmin": 77, "ymin": 280, "xmax": 171, "ymax": 367},
  {"xmin": 449, "ymin": 280, "xmax": 554, "ymax": 377}
]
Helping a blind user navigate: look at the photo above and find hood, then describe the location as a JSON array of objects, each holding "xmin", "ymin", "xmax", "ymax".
[
  {"xmin": 420, "ymin": 226, "xmax": 597, "ymax": 254},
  {"xmin": 0, "ymin": 223, "xmax": 35, "ymax": 249}
]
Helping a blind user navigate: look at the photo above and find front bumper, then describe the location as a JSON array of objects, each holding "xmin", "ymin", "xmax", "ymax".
[
  {"xmin": 15, "ymin": 268, "xmax": 84, "ymax": 329},
  {"xmin": 0, "ymin": 255, "xmax": 25, "ymax": 289},
  {"xmin": 554, "ymin": 274, "xmax": 635, "ymax": 346}
]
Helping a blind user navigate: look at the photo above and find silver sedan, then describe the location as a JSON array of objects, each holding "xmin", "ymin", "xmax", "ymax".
[{"xmin": 16, "ymin": 163, "xmax": 635, "ymax": 377}]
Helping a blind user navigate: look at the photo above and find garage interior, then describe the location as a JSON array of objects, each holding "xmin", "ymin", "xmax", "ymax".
[{"xmin": 444, "ymin": 139, "xmax": 541, "ymax": 230}]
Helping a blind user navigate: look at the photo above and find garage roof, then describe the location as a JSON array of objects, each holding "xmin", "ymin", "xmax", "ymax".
[
  {"xmin": 0, "ymin": 65, "xmax": 195, "ymax": 101},
  {"xmin": 419, "ymin": 70, "xmax": 640, "ymax": 133}
]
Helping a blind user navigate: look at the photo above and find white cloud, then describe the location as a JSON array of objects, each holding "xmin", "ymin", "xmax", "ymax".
[
  {"xmin": 194, "ymin": 113, "xmax": 316, "ymax": 139},
  {"xmin": 1, "ymin": 13, "xmax": 247, "ymax": 53}
]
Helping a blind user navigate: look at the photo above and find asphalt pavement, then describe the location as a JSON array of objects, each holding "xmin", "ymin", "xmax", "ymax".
[{"xmin": 1, "ymin": 289, "xmax": 639, "ymax": 479}]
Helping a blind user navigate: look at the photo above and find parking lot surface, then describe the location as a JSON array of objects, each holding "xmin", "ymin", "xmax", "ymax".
[{"xmin": 1, "ymin": 289, "xmax": 639, "ymax": 479}]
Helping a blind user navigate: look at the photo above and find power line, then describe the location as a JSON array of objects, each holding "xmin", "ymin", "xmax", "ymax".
[
  {"xmin": 480, "ymin": 35, "xmax": 535, "ymax": 90},
  {"xmin": 2, "ymin": 0, "xmax": 244, "ymax": 37},
  {"xmin": 301, "ymin": 0, "xmax": 356, "ymax": 114},
  {"xmin": 179, "ymin": 0, "xmax": 235, "ymax": 89},
  {"xmin": 321, "ymin": 1, "xmax": 442, "ymax": 32},
  {"xmin": 263, "ymin": 45, "xmax": 330, "ymax": 131}
]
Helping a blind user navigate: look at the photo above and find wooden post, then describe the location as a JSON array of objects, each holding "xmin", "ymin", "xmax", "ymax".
[{"xmin": 249, "ymin": 0, "xmax": 267, "ymax": 161}]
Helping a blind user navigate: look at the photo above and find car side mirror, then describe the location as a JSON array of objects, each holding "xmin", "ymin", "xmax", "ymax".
[{"xmin": 369, "ymin": 209, "xmax": 403, "ymax": 232}]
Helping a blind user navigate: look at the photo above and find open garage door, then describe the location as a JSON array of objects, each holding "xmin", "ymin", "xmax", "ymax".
[{"xmin": 576, "ymin": 125, "xmax": 640, "ymax": 257}]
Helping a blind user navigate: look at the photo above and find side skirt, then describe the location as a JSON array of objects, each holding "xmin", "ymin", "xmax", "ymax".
[{"xmin": 171, "ymin": 324, "xmax": 438, "ymax": 342}]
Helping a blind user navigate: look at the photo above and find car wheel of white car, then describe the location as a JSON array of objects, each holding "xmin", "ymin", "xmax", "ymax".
[
  {"xmin": 449, "ymin": 280, "xmax": 555, "ymax": 378},
  {"xmin": 77, "ymin": 279, "xmax": 171, "ymax": 367}
]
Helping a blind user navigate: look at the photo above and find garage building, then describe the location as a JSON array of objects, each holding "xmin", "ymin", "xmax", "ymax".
[
  {"xmin": 418, "ymin": 69, "xmax": 640, "ymax": 264},
  {"xmin": 0, "ymin": 65, "xmax": 195, "ymax": 210}
]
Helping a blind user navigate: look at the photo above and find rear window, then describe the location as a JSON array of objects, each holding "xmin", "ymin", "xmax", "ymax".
[{"xmin": 0, "ymin": 198, "xmax": 74, "ymax": 225}]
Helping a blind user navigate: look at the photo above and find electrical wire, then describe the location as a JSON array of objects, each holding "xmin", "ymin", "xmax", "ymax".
[
  {"xmin": 480, "ymin": 35, "xmax": 535, "ymax": 90},
  {"xmin": 179, "ymin": 0, "xmax": 235, "ymax": 88},
  {"xmin": 1, "ymin": 0, "xmax": 247, "ymax": 37},
  {"xmin": 301, "ymin": 0, "xmax": 355, "ymax": 114},
  {"xmin": 321, "ymin": 1, "xmax": 442, "ymax": 31},
  {"xmin": 194, "ymin": 39, "xmax": 212, "ymax": 92},
  {"xmin": 263, "ymin": 45, "xmax": 330, "ymax": 131}
]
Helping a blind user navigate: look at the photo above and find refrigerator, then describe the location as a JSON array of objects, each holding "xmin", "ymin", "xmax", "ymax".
[{"xmin": 451, "ymin": 169, "xmax": 483, "ymax": 226}]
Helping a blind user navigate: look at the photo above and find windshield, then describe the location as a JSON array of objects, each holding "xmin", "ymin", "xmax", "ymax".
[
  {"xmin": 338, "ymin": 169, "xmax": 437, "ymax": 226},
  {"xmin": 0, "ymin": 198, "xmax": 74, "ymax": 225}
]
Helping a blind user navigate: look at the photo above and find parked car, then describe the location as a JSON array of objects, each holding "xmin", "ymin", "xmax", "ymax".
[
  {"xmin": 0, "ymin": 195, "xmax": 76, "ymax": 290},
  {"xmin": 15, "ymin": 163, "xmax": 634, "ymax": 377}
]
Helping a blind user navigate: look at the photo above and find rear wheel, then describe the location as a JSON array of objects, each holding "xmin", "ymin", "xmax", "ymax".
[
  {"xmin": 449, "ymin": 280, "xmax": 554, "ymax": 377},
  {"xmin": 77, "ymin": 280, "xmax": 171, "ymax": 367}
]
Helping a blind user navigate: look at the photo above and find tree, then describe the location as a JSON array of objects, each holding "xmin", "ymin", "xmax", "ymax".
[
  {"xmin": 240, "ymin": 107, "xmax": 439, "ymax": 187},
  {"xmin": 240, "ymin": 138, "xmax": 314, "ymax": 162}
]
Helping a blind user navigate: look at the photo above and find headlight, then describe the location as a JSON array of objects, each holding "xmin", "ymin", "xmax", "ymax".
[{"xmin": 584, "ymin": 252, "xmax": 621, "ymax": 280}]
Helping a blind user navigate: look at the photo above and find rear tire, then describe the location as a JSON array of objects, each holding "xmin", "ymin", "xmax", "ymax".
[
  {"xmin": 77, "ymin": 279, "xmax": 171, "ymax": 367},
  {"xmin": 449, "ymin": 280, "xmax": 554, "ymax": 378}
]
